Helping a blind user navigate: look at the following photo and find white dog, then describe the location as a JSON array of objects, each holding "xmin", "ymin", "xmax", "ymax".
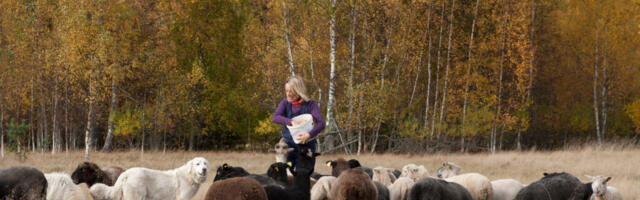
[{"xmin": 90, "ymin": 157, "xmax": 209, "ymax": 200}]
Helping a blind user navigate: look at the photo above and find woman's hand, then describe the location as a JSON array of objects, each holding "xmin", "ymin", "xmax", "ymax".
[{"xmin": 297, "ymin": 133, "xmax": 311, "ymax": 144}]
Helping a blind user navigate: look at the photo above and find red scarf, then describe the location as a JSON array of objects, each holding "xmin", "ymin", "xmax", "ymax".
[{"xmin": 292, "ymin": 99, "xmax": 303, "ymax": 107}]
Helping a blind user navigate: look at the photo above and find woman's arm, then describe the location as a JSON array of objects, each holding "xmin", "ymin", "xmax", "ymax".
[
  {"xmin": 308, "ymin": 101, "xmax": 326, "ymax": 138},
  {"xmin": 272, "ymin": 99, "xmax": 292, "ymax": 125}
]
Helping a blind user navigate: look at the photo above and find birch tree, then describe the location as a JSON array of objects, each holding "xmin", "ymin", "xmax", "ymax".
[
  {"xmin": 283, "ymin": 0, "xmax": 295, "ymax": 75},
  {"xmin": 325, "ymin": 0, "xmax": 337, "ymax": 150},
  {"xmin": 438, "ymin": 0, "xmax": 456, "ymax": 139},
  {"xmin": 461, "ymin": 0, "xmax": 480, "ymax": 152}
]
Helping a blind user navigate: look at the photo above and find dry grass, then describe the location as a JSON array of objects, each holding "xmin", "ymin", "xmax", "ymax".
[{"xmin": 1, "ymin": 147, "xmax": 638, "ymax": 199}]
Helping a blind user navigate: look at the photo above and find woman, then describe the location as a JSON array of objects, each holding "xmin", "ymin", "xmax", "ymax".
[{"xmin": 272, "ymin": 75, "xmax": 325, "ymax": 171}]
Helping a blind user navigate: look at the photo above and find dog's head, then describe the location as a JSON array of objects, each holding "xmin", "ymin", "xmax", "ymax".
[{"xmin": 188, "ymin": 157, "xmax": 209, "ymax": 183}]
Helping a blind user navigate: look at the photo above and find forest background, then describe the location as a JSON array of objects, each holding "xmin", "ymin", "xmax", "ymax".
[{"xmin": 1, "ymin": 0, "xmax": 639, "ymax": 157}]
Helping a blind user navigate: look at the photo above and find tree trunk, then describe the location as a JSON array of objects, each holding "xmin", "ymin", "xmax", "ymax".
[
  {"xmin": 141, "ymin": 99, "xmax": 146, "ymax": 159},
  {"xmin": 461, "ymin": 0, "xmax": 480, "ymax": 152},
  {"xmin": 65, "ymin": 72, "xmax": 69, "ymax": 154},
  {"xmin": 103, "ymin": 67, "xmax": 117, "ymax": 151},
  {"xmin": 430, "ymin": 0, "xmax": 447, "ymax": 139},
  {"xmin": 52, "ymin": 73, "xmax": 58, "ymax": 154},
  {"xmin": 592, "ymin": 13, "xmax": 602, "ymax": 146},
  {"xmin": 381, "ymin": 23, "xmax": 394, "ymax": 90},
  {"xmin": 84, "ymin": 70, "xmax": 95, "ymax": 160},
  {"xmin": 325, "ymin": 0, "xmax": 338, "ymax": 150},
  {"xmin": 601, "ymin": 26, "xmax": 608, "ymax": 142},
  {"xmin": 283, "ymin": 0, "xmax": 295, "ymax": 75},
  {"xmin": 438, "ymin": 0, "xmax": 456, "ymax": 140},
  {"xmin": 347, "ymin": 3, "xmax": 357, "ymax": 153},
  {"xmin": 1, "ymin": 92, "xmax": 4, "ymax": 160},
  {"xmin": 409, "ymin": 14, "xmax": 430, "ymax": 107},
  {"xmin": 492, "ymin": 28, "xmax": 506, "ymax": 153},
  {"xmin": 423, "ymin": 0, "xmax": 435, "ymax": 133},
  {"xmin": 31, "ymin": 65, "xmax": 35, "ymax": 152},
  {"xmin": 42, "ymin": 97, "xmax": 47, "ymax": 153}
]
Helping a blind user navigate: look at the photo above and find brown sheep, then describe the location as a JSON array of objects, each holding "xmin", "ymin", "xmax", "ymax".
[
  {"xmin": 204, "ymin": 177, "xmax": 267, "ymax": 200},
  {"xmin": 71, "ymin": 162, "xmax": 122, "ymax": 186},
  {"xmin": 326, "ymin": 158, "xmax": 351, "ymax": 177},
  {"xmin": 329, "ymin": 169, "xmax": 378, "ymax": 200},
  {"xmin": 102, "ymin": 167, "xmax": 124, "ymax": 184}
]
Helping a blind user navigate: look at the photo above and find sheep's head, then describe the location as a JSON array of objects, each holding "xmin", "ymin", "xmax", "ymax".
[
  {"xmin": 71, "ymin": 162, "xmax": 110, "ymax": 186},
  {"xmin": 274, "ymin": 138, "xmax": 294, "ymax": 156},
  {"xmin": 213, "ymin": 163, "xmax": 249, "ymax": 182},
  {"xmin": 297, "ymin": 143, "xmax": 320, "ymax": 173},
  {"xmin": 267, "ymin": 162, "xmax": 292, "ymax": 183},
  {"xmin": 436, "ymin": 162, "xmax": 461, "ymax": 178},
  {"xmin": 400, "ymin": 164, "xmax": 429, "ymax": 181},
  {"xmin": 326, "ymin": 158, "xmax": 351, "ymax": 177},
  {"xmin": 586, "ymin": 175, "xmax": 611, "ymax": 199}
]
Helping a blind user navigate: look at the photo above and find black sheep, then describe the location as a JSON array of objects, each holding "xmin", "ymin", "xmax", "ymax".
[
  {"xmin": 374, "ymin": 181, "xmax": 390, "ymax": 200},
  {"xmin": 514, "ymin": 172, "xmax": 593, "ymax": 200},
  {"xmin": 71, "ymin": 162, "xmax": 118, "ymax": 186},
  {"xmin": 214, "ymin": 163, "xmax": 287, "ymax": 188},
  {"xmin": 214, "ymin": 163, "xmax": 250, "ymax": 181},
  {"xmin": 0, "ymin": 166, "xmax": 47, "ymax": 200},
  {"xmin": 407, "ymin": 177, "xmax": 473, "ymax": 200},
  {"xmin": 266, "ymin": 162, "xmax": 292, "ymax": 185},
  {"xmin": 264, "ymin": 143, "xmax": 320, "ymax": 200}
]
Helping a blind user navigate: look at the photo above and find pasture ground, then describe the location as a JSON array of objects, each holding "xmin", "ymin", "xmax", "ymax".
[{"xmin": 1, "ymin": 145, "xmax": 638, "ymax": 199}]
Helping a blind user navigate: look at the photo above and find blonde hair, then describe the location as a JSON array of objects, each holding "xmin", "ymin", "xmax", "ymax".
[{"xmin": 286, "ymin": 76, "xmax": 310, "ymax": 102}]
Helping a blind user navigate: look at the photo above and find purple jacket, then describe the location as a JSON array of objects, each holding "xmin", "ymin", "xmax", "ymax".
[{"xmin": 272, "ymin": 98, "xmax": 326, "ymax": 138}]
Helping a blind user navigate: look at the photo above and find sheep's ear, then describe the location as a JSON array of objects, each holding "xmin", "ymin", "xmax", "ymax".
[
  {"xmin": 287, "ymin": 162, "xmax": 293, "ymax": 167},
  {"xmin": 604, "ymin": 177, "xmax": 612, "ymax": 183},
  {"xmin": 326, "ymin": 161, "xmax": 335, "ymax": 167},
  {"xmin": 585, "ymin": 175, "xmax": 594, "ymax": 179},
  {"xmin": 543, "ymin": 173, "xmax": 549, "ymax": 176},
  {"xmin": 223, "ymin": 163, "xmax": 229, "ymax": 169}
]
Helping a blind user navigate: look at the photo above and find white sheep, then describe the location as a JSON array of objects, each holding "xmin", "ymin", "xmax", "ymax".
[
  {"xmin": 311, "ymin": 176, "xmax": 337, "ymax": 200},
  {"xmin": 437, "ymin": 162, "xmax": 493, "ymax": 200},
  {"xmin": 373, "ymin": 167, "xmax": 397, "ymax": 187},
  {"xmin": 399, "ymin": 164, "xmax": 429, "ymax": 182},
  {"xmin": 388, "ymin": 177, "xmax": 414, "ymax": 200},
  {"xmin": 491, "ymin": 179, "xmax": 524, "ymax": 200},
  {"xmin": 586, "ymin": 175, "xmax": 623, "ymax": 200},
  {"xmin": 44, "ymin": 172, "xmax": 86, "ymax": 200}
]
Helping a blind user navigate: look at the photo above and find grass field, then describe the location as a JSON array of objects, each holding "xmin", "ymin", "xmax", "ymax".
[{"xmin": 1, "ymin": 146, "xmax": 638, "ymax": 199}]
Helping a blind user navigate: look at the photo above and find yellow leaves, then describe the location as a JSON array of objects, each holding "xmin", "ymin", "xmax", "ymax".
[
  {"xmin": 626, "ymin": 99, "xmax": 640, "ymax": 133},
  {"xmin": 255, "ymin": 116, "xmax": 280, "ymax": 136}
]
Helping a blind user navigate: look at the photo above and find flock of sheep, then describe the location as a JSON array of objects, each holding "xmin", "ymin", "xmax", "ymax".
[{"xmin": 0, "ymin": 139, "xmax": 624, "ymax": 200}]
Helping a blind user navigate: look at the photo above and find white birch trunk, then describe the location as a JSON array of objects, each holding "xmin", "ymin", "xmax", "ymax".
[
  {"xmin": 52, "ymin": 73, "xmax": 58, "ymax": 154},
  {"xmin": 282, "ymin": 0, "xmax": 295, "ymax": 75},
  {"xmin": 348, "ymin": 4, "xmax": 357, "ymax": 153},
  {"xmin": 601, "ymin": 27, "xmax": 608, "ymax": 141},
  {"xmin": 84, "ymin": 70, "xmax": 94, "ymax": 160},
  {"xmin": 461, "ymin": 0, "xmax": 480, "ymax": 152},
  {"xmin": 430, "ymin": 0, "xmax": 447, "ymax": 139},
  {"xmin": 325, "ymin": 0, "xmax": 338, "ymax": 150},
  {"xmin": 409, "ymin": 19, "xmax": 429, "ymax": 107},
  {"xmin": 423, "ymin": 0, "xmax": 435, "ymax": 133},
  {"xmin": 438, "ymin": 0, "xmax": 456, "ymax": 139},
  {"xmin": 593, "ymin": 34, "xmax": 601, "ymax": 145},
  {"xmin": 103, "ymin": 67, "xmax": 117, "ymax": 151}
]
